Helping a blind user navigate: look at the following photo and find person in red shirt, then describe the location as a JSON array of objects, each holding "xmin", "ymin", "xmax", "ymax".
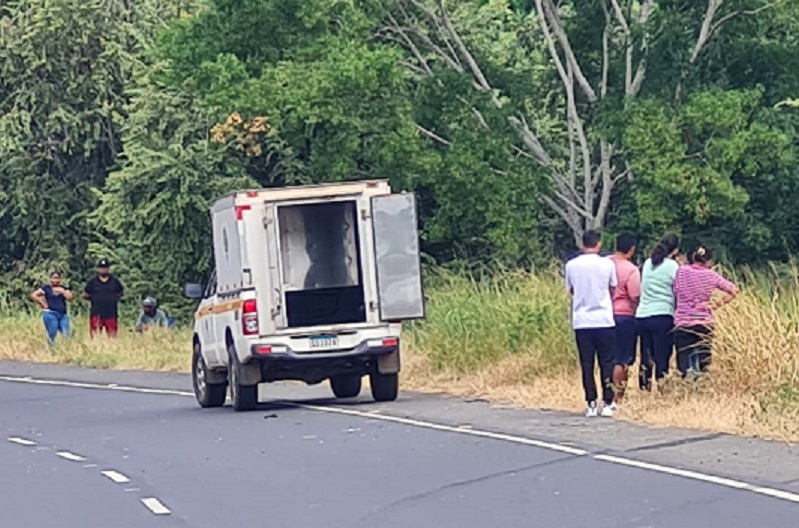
[{"xmin": 609, "ymin": 232, "xmax": 641, "ymax": 408}]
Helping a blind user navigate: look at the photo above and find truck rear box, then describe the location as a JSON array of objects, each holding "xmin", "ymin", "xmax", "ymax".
[{"xmin": 210, "ymin": 180, "xmax": 424, "ymax": 337}]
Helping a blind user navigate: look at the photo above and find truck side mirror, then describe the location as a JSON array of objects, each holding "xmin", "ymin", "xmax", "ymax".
[{"xmin": 184, "ymin": 283, "xmax": 204, "ymax": 299}]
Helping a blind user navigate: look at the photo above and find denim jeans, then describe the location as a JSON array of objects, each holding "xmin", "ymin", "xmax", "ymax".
[{"xmin": 43, "ymin": 311, "xmax": 71, "ymax": 345}]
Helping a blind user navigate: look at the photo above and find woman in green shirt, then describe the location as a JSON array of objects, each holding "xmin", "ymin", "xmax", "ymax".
[{"xmin": 636, "ymin": 234, "xmax": 680, "ymax": 390}]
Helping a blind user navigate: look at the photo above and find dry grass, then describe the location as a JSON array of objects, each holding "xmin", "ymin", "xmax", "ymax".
[
  {"xmin": 2, "ymin": 265, "xmax": 799, "ymax": 442},
  {"xmin": 0, "ymin": 316, "xmax": 189, "ymax": 371},
  {"xmin": 402, "ymin": 267, "xmax": 799, "ymax": 443}
]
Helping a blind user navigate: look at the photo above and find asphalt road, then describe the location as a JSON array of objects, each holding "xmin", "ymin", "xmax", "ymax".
[{"xmin": 1, "ymin": 370, "xmax": 798, "ymax": 527}]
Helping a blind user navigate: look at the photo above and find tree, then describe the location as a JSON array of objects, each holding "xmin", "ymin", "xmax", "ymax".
[
  {"xmin": 0, "ymin": 0, "xmax": 181, "ymax": 297},
  {"xmin": 382, "ymin": 0, "xmax": 778, "ymax": 242}
]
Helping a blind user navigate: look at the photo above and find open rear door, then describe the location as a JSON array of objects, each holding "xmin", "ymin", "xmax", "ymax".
[
  {"xmin": 372, "ymin": 193, "xmax": 425, "ymax": 321},
  {"xmin": 263, "ymin": 203, "xmax": 287, "ymax": 330}
]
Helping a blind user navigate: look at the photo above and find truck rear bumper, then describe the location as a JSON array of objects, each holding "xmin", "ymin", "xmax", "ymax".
[{"xmin": 245, "ymin": 337, "xmax": 400, "ymax": 384}]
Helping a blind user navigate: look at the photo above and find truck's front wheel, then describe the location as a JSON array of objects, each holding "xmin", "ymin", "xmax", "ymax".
[
  {"xmin": 330, "ymin": 375, "xmax": 362, "ymax": 398},
  {"xmin": 192, "ymin": 344, "xmax": 226, "ymax": 408},
  {"xmin": 228, "ymin": 344, "xmax": 258, "ymax": 412},
  {"xmin": 369, "ymin": 372, "xmax": 398, "ymax": 402}
]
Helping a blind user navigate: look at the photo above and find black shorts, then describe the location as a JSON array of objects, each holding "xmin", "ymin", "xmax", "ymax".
[{"xmin": 614, "ymin": 316, "xmax": 637, "ymax": 366}]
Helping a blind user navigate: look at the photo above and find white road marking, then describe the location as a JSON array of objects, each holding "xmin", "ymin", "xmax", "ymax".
[
  {"xmin": 101, "ymin": 470, "xmax": 131, "ymax": 483},
  {"xmin": 3, "ymin": 374, "xmax": 799, "ymax": 505},
  {"xmin": 593, "ymin": 454, "xmax": 751, "ymax": 489},
  {"xmin": 752, "ymin": 487, "xmax": 799, "ymax": 503},
  {"xmin": 8, "ymin": 437, "xmax": 36, "ymax": 446},
  {"xmin": 141, "ymin": 497, "xmax": 171, "ymax": 515},
  {"xmin": 297, "ymin": 402, "xmax": 588, "ymax": 456},
  {"xmin": 56, "ymin": 451, "xmax": 86, "ymax": 462}
]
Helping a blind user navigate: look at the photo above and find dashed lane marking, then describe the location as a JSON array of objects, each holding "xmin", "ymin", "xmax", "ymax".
[
  {"xmin": 141, "ymin": 497, "xmax": 171, "ymax": 515},
  {"xmin": 56, "ymin": 451, "xmax": 87, "ymax": 462},
  {"xmin": 101, "ymin": 470, "xmax": 131, "ymax": 484},
  {"xmin": 8, "ymin": 437, "xmax": 36, "ymax": 446},
  {"xmin": 3, "ymin": 374, "xmax": 799, "ymax": 506}
]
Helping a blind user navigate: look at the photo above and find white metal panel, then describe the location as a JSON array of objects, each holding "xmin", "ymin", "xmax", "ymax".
[
  {"xmin": 230, "ymin": 180, "xmax": 391, "ymax": 206},
  {"xmin": 263, "ymin": 204, "xmax": 287, "ymax": 329},
  {"xmin": 356, "ymin": 194, "xmax": 380, "ymax": 325},
  {"xmin": 372, "ymin": 194, "xmax": 425, "ymax": 321},
  {"xmin": 212, "ymin": 206, "xmax": 243, "ymax": 295}
]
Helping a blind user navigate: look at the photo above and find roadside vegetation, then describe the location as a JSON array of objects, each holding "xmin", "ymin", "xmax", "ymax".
[
  {"xmin": 3, "ymin": 265, "xmax": 799, "ymax": 443},
  {"xmin": 3, "ymin": 1, "xmax": 799, "ymax": 441}
]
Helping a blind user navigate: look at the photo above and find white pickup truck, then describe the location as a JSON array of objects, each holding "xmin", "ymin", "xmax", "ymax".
[{"xmin": 185, "ymin": 180, "xmax": 425, "ymax": 411}]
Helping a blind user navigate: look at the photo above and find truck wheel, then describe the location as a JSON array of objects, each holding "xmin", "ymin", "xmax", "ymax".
[
  {"xmin": 228, "ymin": 344, "xmax": 258, "ymax": 412},
  {"xmin": 192, "ymin": 344, "xmax": 226, "ymax": 408},
  {"xmin": 369, "ymin": 372, "xmax": 398, "ymax": 402},
  {"xmin": 330, "ymin": 375, "xmax": 362, "ymax": 399}
]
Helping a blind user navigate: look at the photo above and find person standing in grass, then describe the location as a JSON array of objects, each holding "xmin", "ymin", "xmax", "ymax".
[
  {"xmin": 672, "ymin": 246, "xmax": 738, "ymax": 378},
  {"xmin": 636, "ymin": 234, "xmax": 681, "ymax": 390},
  {"xmin": 31, "ymin": 271, "xmax": 74, "ymax": 345},
  {"xmin": 565, "ymin": 230, "xmax": 618, "ymax": 418},
  {"xmin": 609, "ymin": 232, "xmax": 641, "ymax": 407},
  {"xmin": 82, "ymin": 259, "xmax": 124, "ymax": 337}
]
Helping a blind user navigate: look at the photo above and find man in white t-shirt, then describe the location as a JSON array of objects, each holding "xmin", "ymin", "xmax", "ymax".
[{"xmin": 565, "ymin": 230, "xmax": 618, "ymax": 418}]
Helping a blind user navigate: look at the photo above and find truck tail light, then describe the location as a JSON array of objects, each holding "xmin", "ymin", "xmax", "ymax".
[
  {"xmin": 382, "ymin": 338, "xmax": 399, "ymax": 347},
  {"xmin": 242, "ymin": 299, "xmax": 259, "ymax": 336}
]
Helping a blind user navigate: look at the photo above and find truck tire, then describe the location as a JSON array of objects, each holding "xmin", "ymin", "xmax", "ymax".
[
  {"xmin": 369, "ymin": 372, "xmax": 399, "ymax": 402},
  {"xmin": 330, "ymin": 375, "xmax": 362, "ymax": 399},
  {"xmin": 192, "ymin": 344, "xmax": 226, "ymax": 408},
  {"xmin": 228, "ymin": 344, "xmax": 258, "ymax": 412}
]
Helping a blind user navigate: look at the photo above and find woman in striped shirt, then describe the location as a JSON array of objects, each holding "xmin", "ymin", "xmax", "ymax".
[{"xmin": 672, "ymin": 246, "xmax": 738, "ymax": 377}]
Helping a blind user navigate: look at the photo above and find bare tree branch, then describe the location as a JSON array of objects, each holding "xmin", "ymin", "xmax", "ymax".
[
  {"xmin": 432, "ymin": 0, "xmax": 500, "ymax": 106},
  {"xmin": 692, "ymin": 0, "xmax": 723, "ymax": 64},
  {"xmin": 539, "ymin": 0, "xmax": 598, "ymax": 102},
  {"xmin": 417, "ymin": 124, "xmax": 452, "ymax": 145},
  {"xmin": 691, "ymin": 1, "xmax": 773, "ymax": 64},
  {"xmin": 384, "ymin": 13, "xmax": 434, "ymax": 75},
  {"xmin": 508, "ymin": 115, "xmax": 553, "ymax": 167},
  {"xmin": 612, "ymin": 169, "xmax": 631, "ymax": 186},
  {"xmin": 601, "ymin": 1, "xmax": 611, "ymax": 98},
  {"xmin": 457, "ymin": 96, "xmax": 491, "ymax": 130},
  {"xmin": 389, "ymin": 0, "xmax": 556, "ymax": 168},
  {"xmin": 542, "ymin": 195, "xmax": 583, "ymax": 236},
  {"xmin": 594, "ymin": 141, "xmax": 614, "ymax": 230}
]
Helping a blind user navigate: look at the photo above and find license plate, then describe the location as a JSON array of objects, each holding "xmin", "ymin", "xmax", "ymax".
[{"xmin": 310, "ymin": 335, "xmax": 338, "ymax": 349}]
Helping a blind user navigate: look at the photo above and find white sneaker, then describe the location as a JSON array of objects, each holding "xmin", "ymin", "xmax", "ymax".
[
  {"xmin": 585, "ymin": 402, "xmax": 598, "ymax": 417},
  {"xmin": 601, "ymin": 403, "xmax": 617, "ymax": 418}
]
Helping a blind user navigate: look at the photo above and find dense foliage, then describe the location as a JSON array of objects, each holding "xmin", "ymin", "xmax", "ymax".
[{"xmin": 3, "ymin": 0, "xmax": 799, "ymax": 313}]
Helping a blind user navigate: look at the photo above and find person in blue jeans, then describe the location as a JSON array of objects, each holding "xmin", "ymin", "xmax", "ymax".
[{"xmin": 31, "ymin": 271, "xmax": 74, "ymax": 345}]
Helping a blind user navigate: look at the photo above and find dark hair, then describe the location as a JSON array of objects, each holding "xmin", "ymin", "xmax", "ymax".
[
  {"xmin": 651, "ymin": 233, "xmax": 680, "ymax": 267},
  {"xmin": 50, "ymin": 271, "xmax": 62, "ymax": 278},
  {"xmin": 690, "ymin": 245, "xmax": 714, "ymax": 265},
  {"xmin": 615, "ymin": 232, "xmax": 637, "ymax": 254},
  {"xmin": 582, "ymin": 229, "xmax": 602, "ymax": 249}
]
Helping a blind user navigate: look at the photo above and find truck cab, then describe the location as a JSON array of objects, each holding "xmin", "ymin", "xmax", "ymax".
[{"xmin": 186, "ymin": 180, "xmax": 425, "ymax": 411}]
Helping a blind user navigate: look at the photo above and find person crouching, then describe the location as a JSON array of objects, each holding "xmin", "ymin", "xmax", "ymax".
[{"xmin": 135, "ymin": 297, "xmax": 169, "ymax": 333}]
